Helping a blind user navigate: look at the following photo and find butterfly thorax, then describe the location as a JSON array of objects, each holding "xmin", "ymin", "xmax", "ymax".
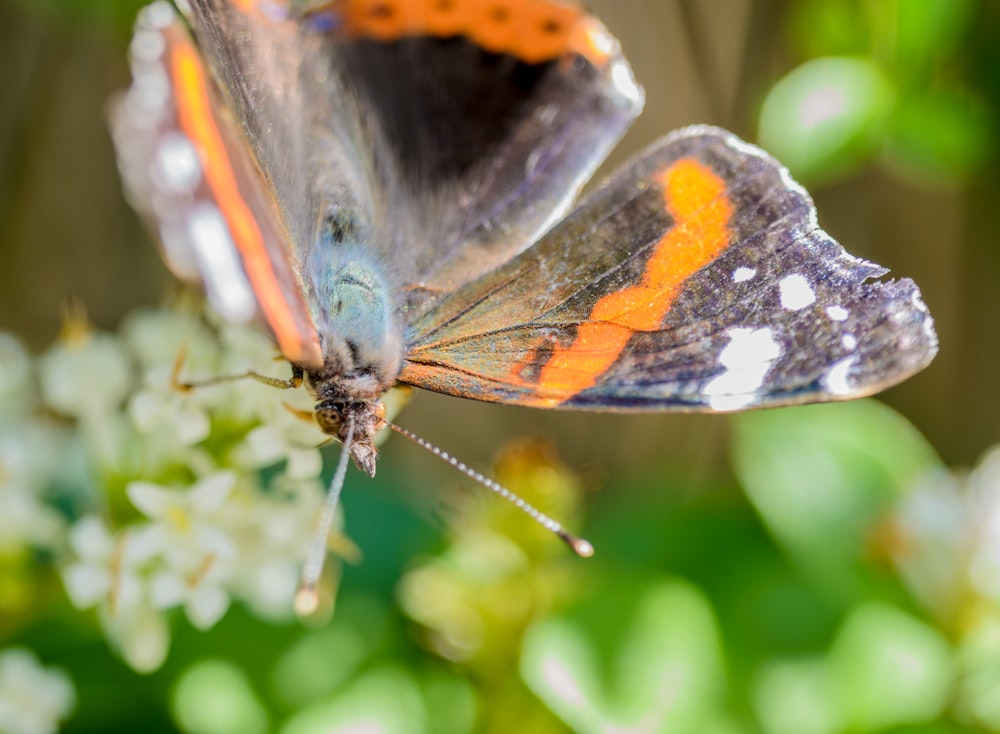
[{"xmin": 303, "ymin": 248, "xmax": 404, "ymax": 476}]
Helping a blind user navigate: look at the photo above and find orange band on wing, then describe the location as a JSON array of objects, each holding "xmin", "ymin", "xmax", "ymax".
[
  {"xmin": 523, "ymin": 159, "xmax": 733, "ymax": 406},
  {"xmin": 308, "ymin": 0, "xmax": 605, "ymax": 65},
  {"xmin": 171, "ymin": 43, "xmax": 314, "ymax": 366}
]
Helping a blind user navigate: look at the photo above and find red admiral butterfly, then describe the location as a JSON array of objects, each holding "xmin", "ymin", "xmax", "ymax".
[{"xmin": 111, "ymin": 0, "xmax": 937, "ymax": 590}]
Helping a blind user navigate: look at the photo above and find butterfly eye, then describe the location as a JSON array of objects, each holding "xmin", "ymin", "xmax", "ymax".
[{"xmin": 314, "ymin": 399, "xmax": 347, "ymax": 436}]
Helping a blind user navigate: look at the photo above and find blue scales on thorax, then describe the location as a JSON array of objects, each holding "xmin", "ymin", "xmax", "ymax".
[{"xmin": 301, "ymin": 234, "xmax": 405, "ymax": 476}]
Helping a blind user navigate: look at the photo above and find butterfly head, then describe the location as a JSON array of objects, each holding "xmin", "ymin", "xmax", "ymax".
[{"xmin": 313, "ymin": 393, "xmax": 387, "ymax": 477}]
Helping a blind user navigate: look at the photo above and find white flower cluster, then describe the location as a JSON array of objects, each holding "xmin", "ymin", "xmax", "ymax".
[
  {"xmin": 0, "ymin": 306, "xmax": 353, "ymax": 672},
  {"xmin": 0, "ymin": 334, "xmax": 70, "ymax": 558},
  {"xmin": 889, "ymin": 447, "xmax": 1000, "ymax": 729},
  {"xmin": 892, "ymin": 448, "xmax": 1000, "ymax": 621},
  {"xmin": 0, "ymin": 648, "xmax": 74, "ymax": 734}
]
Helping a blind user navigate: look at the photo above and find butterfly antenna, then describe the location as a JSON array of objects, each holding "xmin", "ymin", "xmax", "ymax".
[
  {"xmin": 294, "ymin": 416, "xmax": 355, "ymax": 616},
  {"xmin": 387, "ymin": 423, "xmax": 594, "ymax": 558}
]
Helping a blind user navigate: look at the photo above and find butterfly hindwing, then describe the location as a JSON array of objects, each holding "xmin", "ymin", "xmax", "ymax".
[{"xmin": 399, "ymin": 126, "xmax": 937, "ymax": 411}]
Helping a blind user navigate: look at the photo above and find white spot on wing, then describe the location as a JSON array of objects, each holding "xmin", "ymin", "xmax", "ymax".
[
  {"xmin": 537, "ymin": 104, "xmax": 558, "ymax": 126},
  {"xmin": 143, "ymin": 0, "xmax": 176, "ymax": 28},
  {"xmin": 525, "ymin": 149, "xmax": 542, "ymax": 179},
  {"xmin": 704, "ymin": 327, "xmax": 782, "ymax": 411},
  {"xmin": 826, "ymin": 304, "xmax": 849, "ymax": 321},
  {"xmin": 154, "ymin": 132, "xmax": 202, "ymax": 194},
  {"xmin": 779, "ymin": 274, "xmax": 816, "ymax": 311},
  {"xmin": 587, "ymin": 24, "xmax": 616, "ymax": 57},
  {"xmin": 130, "ymin": 28, "xmax": 166, "ymax": 62},
  {"xmin": 186, "ymin": 204, "xmax": 257, "ymax": 323},
  {"xmin": 823, "ymin": 356, "xmax": 856, "ymax": 396},
  {"xmin": 610, "ymin": 59, "xmax": 643, "ymax": 106},
  {"xmin": 128, "ymin": 65, "xmax": 171, "ymax": 115},
  {"xmin": 733, "ymin": 266, "xmax": 756, "ymax": 283},
  {"xmin": 842, "ymin": 333, "xmax": 857, "ymax": 350},
  {"xmin": 158, "ymin": 222, "xmax": 200, "ymax": 281}
]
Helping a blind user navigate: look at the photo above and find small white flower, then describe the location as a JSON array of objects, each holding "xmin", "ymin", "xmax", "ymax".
[
  {"xmin": 0, "ymin": 648, "xmax": 75, "ymax": 734},
  {"xmin": 122, "ymin": 307, "xmax": 220, "ymax": 456},
  {"xmin": 214, "ymin": 317, "xmax": 284, "ymax": 376},
  {"xmin": 0, "ymin": 492, "xmax": 65, "ymax": 555},
  {"xmin": 127, "ymin": 471, "xmax": 240, "ymax": 629},
  {"xmin": 38, "ymin": 327, "xmax": 136, "ymax": 473},
  {"xmin": 39, "ymin": 330, "xmax": 132, "ymax": 419},
  {"xmin": 61, "ymin": 517, "xmax": 175, "ymax": 672},
  {"xmin": 892, "ymin": 471, "xmax": 966, "ymax": 618},
  {"xmin": 128, "ymin": 366, "xmax": 212, "ymax": 445},
  {"xmin": 62, "ymin": 516, "xmax": 145, "ymax": 614},
  {"xmin": 149, "ymin": 564, "xmax": 231, "ymax": 630},
  {"xmin": 227, "ymin": 475, "xmax": 327, "ymax": 618},
  {"xmin": 0, "ymin": 423, "xmax": 70, "ymax": 553},
  {"xmin": 121, "ymin": 306, "xmax": 219, "ymax": 373},
  {"xmin": 234, "ymin": 421, "xmax": 324, "ymax": 478},
  {"xmin": 893, "ymin": 447, "xmax": 1000, "ymax": 621},
  {"xmin": 195, "ymin": 316, "xmax": 297, "ymax": 423},
  {"xmin": 128, "ymin": 471, "xmax": 237, "ymax": 540},
  {"xmin": 968, "ymin": 449, "xmax": 1000, "ymax": 601},
  {"xmin": 99, "ymin": 604, "xmax": 171, "ymax": 674}
]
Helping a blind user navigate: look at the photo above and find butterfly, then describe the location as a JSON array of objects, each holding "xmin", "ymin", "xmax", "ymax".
[{"xmin": 111, "ymin": 0, "xmax": 937, "ymax": 567}]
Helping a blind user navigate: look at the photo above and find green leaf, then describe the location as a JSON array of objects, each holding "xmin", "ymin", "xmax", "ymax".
[
  {"xmin": 788, "ymin": 0, "xmax": 871, "ymax": 58},
  {"xmin": 887, "ymin": 0, "xmax": 976, "ymax": 83},
  {"xmin": 753, "ymin": 658, "xmax": 840, "ymax": 734},
  {"xmin": 955, "ymin": 612, "xmax": 1000, "ymax": 730},
  {"xmin": 886, "ymin": 91, "xmax": 995, "ymax": 184},
  {"xmin": 173, "ymin": 659, "xmax": 269, "ymax": 734},
  {"xmin": 758, "ymin": 57, "xmax": 893, "ymax": 183},
  {"xmin": 8, "ymin": 0, "xmax": 147, "ymax": 32},
  {"xmin": 280, "ymin": 667, "xmax": 425, "ymax": 734},
  {"xmin": 730, "ymin": 401, "xmax": 941, "ymax": 601},
  {"xmin": 520, "ymin": 577, "xmax": 728, "ymax": 734},
  {"xmin": 830, "ymin": 602, "xmax": 953, "ymax": 732}
]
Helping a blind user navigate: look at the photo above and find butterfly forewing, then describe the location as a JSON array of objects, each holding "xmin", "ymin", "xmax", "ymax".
[
  {"xmin": 110, "ymin": 2, "xmax": 324, "ymax": 367},
  {"xmin": 179, "ymin": 0, "xmax": 644, "ymax": 304}
]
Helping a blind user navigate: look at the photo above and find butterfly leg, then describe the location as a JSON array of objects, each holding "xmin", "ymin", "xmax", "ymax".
[{"xmin": 170, "ymin": 346, "xmax": 304, "ymax": 392}]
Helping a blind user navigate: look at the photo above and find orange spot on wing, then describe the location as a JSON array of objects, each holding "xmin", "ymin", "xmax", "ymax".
[
  {"xmin": 425, "ymin": 0, "xmax": 472, "ymax": 37},
  {"xmin": 522, "ymin": 159, "xmax": 733, "ymax": 405},
  {"xmin": 314, "ymin": 0, "xmax": 599, "ymax": 64},
  {"xmin": 171, "ymin": 43, "xmax": 320, "ymax": 367},
  {"xmin": 516, "ymin": 2, "xmax": 583, "ymax": 63},
  {"xmin": 469, "ymin": 0, "xmax": 521, "ymax": 55}
]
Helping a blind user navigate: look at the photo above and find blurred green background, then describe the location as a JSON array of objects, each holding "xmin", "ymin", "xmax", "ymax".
[{"xmin": 1, "ymin": 0, "xmax": 998, "ymax": 732}]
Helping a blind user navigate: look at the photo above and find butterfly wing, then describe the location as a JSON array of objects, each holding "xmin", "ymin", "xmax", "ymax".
[
  {"xmin": 172, "ymin": 0, "xmax": 644, "ymax": 300},
  {"xmin": 110, "ymin": 3, "xmax": 324, "ymax": 368},
  {"xmin": 399, "ymin": 126, "xmax": 938, "ymax": 411}
]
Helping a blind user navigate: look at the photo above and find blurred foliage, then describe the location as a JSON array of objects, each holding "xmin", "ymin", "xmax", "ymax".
[
  {"xmin": 3, "ymin": 0, "xmax": 147, "ymax": 32},
  {"xmin": 2, "ymin": 0, "xmax": 999, "ymax": 733},
  {"xmin": 759, "ymin": 0, "xmax": 995, "ymax": 185},
  {"xmin": 6, "ymin": 313, "xmax": 999, "ymax": 733}
]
